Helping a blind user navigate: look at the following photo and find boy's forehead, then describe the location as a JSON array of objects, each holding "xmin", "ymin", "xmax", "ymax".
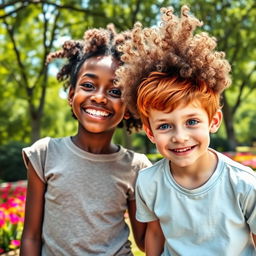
[{"xmin": 149, "ymin": 100, "xmax": 205, "ymax": 117}]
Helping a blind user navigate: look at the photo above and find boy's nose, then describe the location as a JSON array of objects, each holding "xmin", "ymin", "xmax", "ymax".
[{"xmin": 171, "ymin": 128, "xmax": 189, "ymax": 143}]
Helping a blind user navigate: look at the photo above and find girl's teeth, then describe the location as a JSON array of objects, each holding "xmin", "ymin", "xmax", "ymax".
[{"xmin": 86, "ymin": 109, "xmax": 109, "ymax": 117}]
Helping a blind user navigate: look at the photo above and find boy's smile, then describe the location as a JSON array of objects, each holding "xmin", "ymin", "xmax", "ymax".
[{"xmin": 145, "ymin": 102, "xmax": 222, "ymax": 174}]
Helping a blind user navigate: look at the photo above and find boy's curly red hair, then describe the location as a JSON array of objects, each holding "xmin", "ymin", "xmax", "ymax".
[
  {"xmin": 137, "ymin": 72, "xmax": 220, "ymax": 128},
  {"xmin": 116, "ymin": 5, "xmax": 231, "ymax": 121}
]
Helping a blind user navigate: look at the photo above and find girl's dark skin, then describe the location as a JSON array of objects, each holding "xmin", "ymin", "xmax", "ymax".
[{"xmin": 20, "ymin": 55, "xmax": 146, "ymax": 255}]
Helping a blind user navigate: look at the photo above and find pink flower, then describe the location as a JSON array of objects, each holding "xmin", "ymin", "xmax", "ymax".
[
  {"xmin": 9, "ymin": 213, "xmax": 20, "ymax": 224},
  {"xmin": 11, "ymin": 240, "xmax": 21, "ymax": 247}
]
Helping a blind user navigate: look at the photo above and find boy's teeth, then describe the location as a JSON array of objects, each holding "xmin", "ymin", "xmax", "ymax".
[
  {"xmin": 86, "ymin": 109, "xmax": 110, "ymax": 117},
  {"xmin": 174, "ymin": 147, "xmax": 191, "ymax": 152}
]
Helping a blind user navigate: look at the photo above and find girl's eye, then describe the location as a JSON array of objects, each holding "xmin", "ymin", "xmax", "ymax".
[
  {"xmin": 109, "ymin": 88, "xmax": 121, "ymax": 97},
  {"xmin": 187, "ymin": 119, "xmax": 199, "ymax": 126},
  {"xmin": 81, "ymin": 82, "xmax": 94, "ymax": 90},
  {"xmin": 158, "ymin": 124, "xmax": 171, "ymax": 130}
]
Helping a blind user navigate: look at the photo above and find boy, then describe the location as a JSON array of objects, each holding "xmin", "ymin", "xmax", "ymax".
[{"xmin": 116, "ymin": 5, "xmax": 256, "ymax": 255}]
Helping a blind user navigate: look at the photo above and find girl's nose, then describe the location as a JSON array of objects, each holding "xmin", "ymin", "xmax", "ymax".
[{"xmin": 90, "ymin": 92, "xmax": 107, "ymax": 104}]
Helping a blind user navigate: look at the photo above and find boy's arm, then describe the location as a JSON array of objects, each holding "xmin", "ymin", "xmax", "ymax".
[
  {"xmin": 145, "ymin": 220, "xmax": 165, "ymax": 256},
  {"xmin": 128, "ymin": 199, "xmax": 147, "ymax": 251},
  {"xmin": 20, "ymin": 159, "xmax": 46, "ymax": 256}
]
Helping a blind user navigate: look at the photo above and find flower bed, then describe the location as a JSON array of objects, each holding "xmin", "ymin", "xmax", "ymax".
[
  {"xmin": 0, "ymin": 152, "xmax": 255, "ymax": 254},
  {"xmin": 0, "ymin": 181, "xmax": 26, "ymax": 254},
  {"xmin": 224, "ymin": 152, "xmax": 256, "ymax": 170}
]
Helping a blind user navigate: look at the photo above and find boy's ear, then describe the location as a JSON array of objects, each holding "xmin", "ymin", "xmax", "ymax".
[
  {"xmin": 210, "ymin": 109, "xmax": 222, "ymax": 133},
  {"xmin": 143, "ymin": 124, "xmax": 156, "ymax": 144},
  {"xmin": 68, "ymin": 87, "xmax": 74, "ymax": 106}
]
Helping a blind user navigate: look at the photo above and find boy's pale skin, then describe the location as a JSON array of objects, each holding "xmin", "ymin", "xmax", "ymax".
[{"xmin": 143, "ymin": 101, "xmax": 256, "ymax": 255}]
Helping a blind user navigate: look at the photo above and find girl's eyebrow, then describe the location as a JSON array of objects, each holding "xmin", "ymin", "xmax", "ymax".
[
  {"xmin": 82, "ymin": 73, "xmax": 98, "ymax": 79},
  {"xmin": 81, "ymin": 73, "xmax": 115, "ymax": 83}
]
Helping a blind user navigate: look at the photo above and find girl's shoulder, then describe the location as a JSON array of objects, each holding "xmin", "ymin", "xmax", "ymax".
[
  {"xmin": 120, "ymin": 146, "xmax": 152, "ymax": 169},
  {"xmin": 25, "ymin": 136, "xmax": 67, "ymax": 149}
]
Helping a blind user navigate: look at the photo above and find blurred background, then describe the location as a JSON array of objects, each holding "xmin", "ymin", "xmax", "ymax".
[
  {"xmin": 1, "ymin": 0, "xmax": 256, "ymax": 182},
  {"xmin": 0, "ymin": 0, "xmax": 256, "ymax": 254}
]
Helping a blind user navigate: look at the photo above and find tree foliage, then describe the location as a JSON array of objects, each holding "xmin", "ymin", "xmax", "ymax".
[{"xmin": 0, "ymin": 0, "xmax": 255, "ymax": 152}]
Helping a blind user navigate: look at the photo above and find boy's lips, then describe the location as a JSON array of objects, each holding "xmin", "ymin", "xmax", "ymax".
[{"xmin": 170, "ymin": 145, "xmax": 196, "ymax": 153}]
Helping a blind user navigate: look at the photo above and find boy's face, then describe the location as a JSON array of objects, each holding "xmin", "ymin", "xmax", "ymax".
[
  {"xmin": 68, "ymin": 55, "xmax": 127, "ymax": 134},
  {"xmin": 144, "ymin": 102, "xmax": 222, "ymax": 170}
]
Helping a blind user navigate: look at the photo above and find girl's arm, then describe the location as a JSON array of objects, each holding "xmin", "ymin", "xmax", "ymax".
[
  {"xmin": 145, "ymin": 219, "xmax": 165, "ymax": 256},
  {"xmin": 128, "ymin": 199, "xmax": 147, "ymax": 251},
  {"xmin": 20, "ymin": 159, "xmax": 46, "ymax": 256},
  {"xmin": 252, "ymin": 233, "xmax": 256, "ymax": 247}
]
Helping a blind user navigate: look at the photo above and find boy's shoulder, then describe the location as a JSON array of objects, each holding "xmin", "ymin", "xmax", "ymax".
[
  {"xmin": 215, "ymin": 150, "xmax": 256, "ymax": 185},
  {"xmin": 138, "ymin": 158, "xmax": 167, "ymax": 178}
]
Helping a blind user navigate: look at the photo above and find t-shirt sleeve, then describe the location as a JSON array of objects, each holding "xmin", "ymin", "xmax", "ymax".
[
  {"xmin": 135, "ymin": 173, "xmax": 158, "ymax": 223},
  {"xmin": 22, "ymin": 137, "xmax": 50, "ymax": 183},
  {"xmin": 244, "ymin": 183, "xmax": 256, "ymax": 234},
  {"xmin": 127, "ymin": 154, "xmax": 152, "ymax": 201}
]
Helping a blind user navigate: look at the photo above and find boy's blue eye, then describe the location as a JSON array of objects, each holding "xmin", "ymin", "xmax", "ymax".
[
  {"xmin": 187, "ymin": 119, "xmax": 198, "ymax": 126},
  {"xmin": 158, "ymin": 124, "xmax": 170, "ymax": 130},
  {"xmin": 109, "ymin": 88, "xmax": 121, "ymax": 97}
]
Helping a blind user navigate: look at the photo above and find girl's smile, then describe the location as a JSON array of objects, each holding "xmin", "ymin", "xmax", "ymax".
[{"xmin": 68, "ymin": 55, "xmax": 126, "ymax": 134}]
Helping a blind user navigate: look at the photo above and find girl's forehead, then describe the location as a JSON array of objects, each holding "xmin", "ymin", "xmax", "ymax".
[
  {"xmin": 76, "ymin": 55, "xmax": 119, "ymax": 81},
  {"xmin": 83, "ymin": 55, "xmax": 119, "ymax": 70}
]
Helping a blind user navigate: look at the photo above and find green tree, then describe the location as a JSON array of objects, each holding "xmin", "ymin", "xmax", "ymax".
[
  {"xmin": 180, "ymin": 0, "xmax": 256, "ymax": 150},
  {"xmin": 0, "ymin": 0, "xmax": 169, "ymax": 146},
  {"xmin": 0, "ymin": 0, "xmax": 255, "ymax": 152}
]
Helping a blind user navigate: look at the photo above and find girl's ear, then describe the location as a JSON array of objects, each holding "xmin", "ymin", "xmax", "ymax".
[
  {"xmin": 143, "ymin": 124, "xmax": 156, "ymax": 144},
  {"xmin": 123, "ymin": 110, "xmax": 131, "ymax": 120},
  {"xmin": 68, "ymin": 87, "xmax": 74, "ymax": 106},
  {"xmin": 210, "ymin": 109, "xmax": 222, "ymax": 133}
]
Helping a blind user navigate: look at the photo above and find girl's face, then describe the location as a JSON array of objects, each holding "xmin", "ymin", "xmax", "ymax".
[{"xmin": 68, "ymin": 55, "xmax": 126, "ymax": 134}]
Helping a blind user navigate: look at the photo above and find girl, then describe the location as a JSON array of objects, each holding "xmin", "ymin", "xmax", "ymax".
[{"xmin": 20, "ymin": 25, "xmax": 151, "ymax": 255}]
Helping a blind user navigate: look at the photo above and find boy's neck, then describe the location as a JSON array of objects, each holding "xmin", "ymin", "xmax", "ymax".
[{"xmin": 169, "ymin": 149, "xmax": 218, "ymax": 190}]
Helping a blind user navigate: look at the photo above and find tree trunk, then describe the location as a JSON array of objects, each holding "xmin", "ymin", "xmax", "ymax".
[
  {"xmin": 222, "ymin": 93, "xmax": 237, "ymax": 151},
  {"xmin": 30, "ymin": 115, "xmax": 41, "ymax": 143}
]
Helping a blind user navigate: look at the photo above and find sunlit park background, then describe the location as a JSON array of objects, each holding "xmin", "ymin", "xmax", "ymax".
[{"xmin": 0, "ymin": 0, "xmax": 256, "ymax": 254}]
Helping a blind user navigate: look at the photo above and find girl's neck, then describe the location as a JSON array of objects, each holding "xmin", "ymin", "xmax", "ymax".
[
  {"xmin": 71, "ymin": 129, "xmax": 119, "ymax": 154},
  {"xmin": 170, "ymin": 150, "xmax": 218, "ymax": 190}
]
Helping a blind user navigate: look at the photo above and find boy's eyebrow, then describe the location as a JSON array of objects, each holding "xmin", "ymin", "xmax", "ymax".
[{"xmin": 153, "ymin": 112, "xmax": 200, "ymax": 122}]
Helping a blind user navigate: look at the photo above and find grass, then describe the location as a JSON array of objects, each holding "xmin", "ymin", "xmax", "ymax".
[{"xmin": 127, "ymin": 219, "xmax": 145, "ymax": 256}]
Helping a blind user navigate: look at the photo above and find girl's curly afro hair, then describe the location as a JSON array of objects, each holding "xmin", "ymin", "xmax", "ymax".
[{"xmin": 46, "ymin": 24, "xmax": 141, "ymax": 132}]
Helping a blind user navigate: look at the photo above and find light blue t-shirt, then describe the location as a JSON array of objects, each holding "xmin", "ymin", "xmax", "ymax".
[{"xmin": 136, "ymin": 149, "xmax": 256, "ymax": 255}]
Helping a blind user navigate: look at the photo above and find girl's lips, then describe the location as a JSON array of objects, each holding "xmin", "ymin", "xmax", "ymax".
[{"xmin": 85, "ymin": 108, "xmax": 111, "ymax": 117}]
